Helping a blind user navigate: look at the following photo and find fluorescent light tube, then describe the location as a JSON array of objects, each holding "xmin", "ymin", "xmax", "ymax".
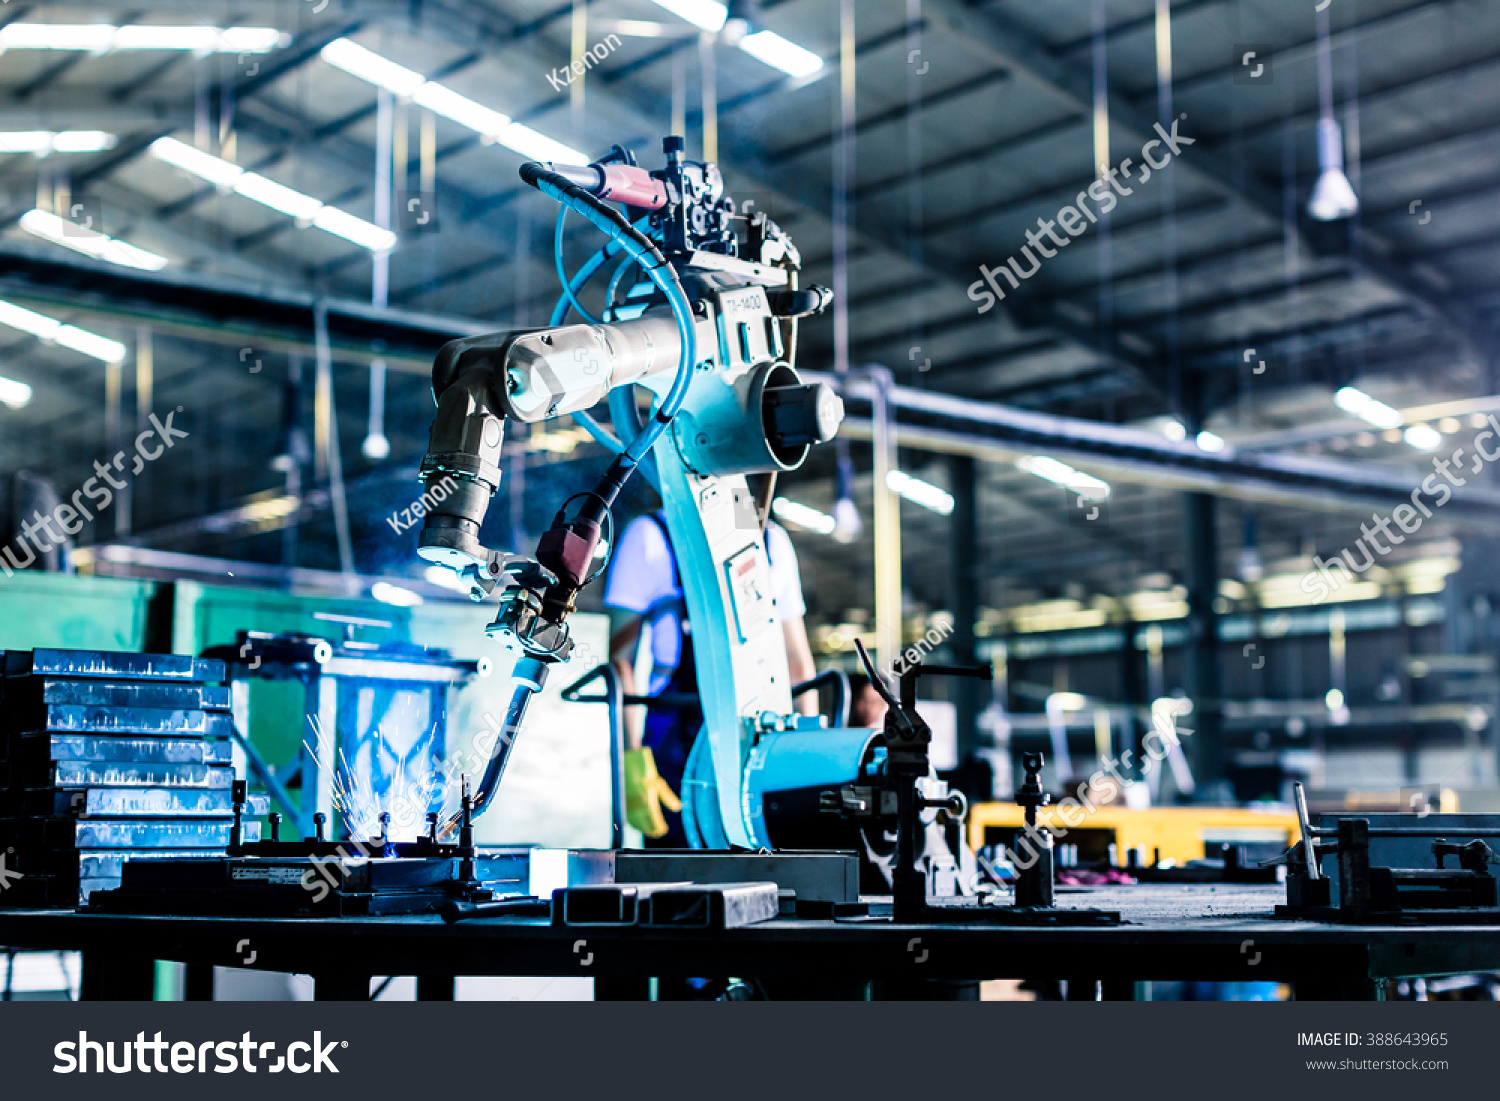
[
  {"xmin": 649, "ymin": 0, "xmax": 728, "ymax": 33},
  {"xmin": 152, "ymin": 137, "xmax": 395, "ymax": 251},
  {"xmin": 232, "ymin": 172, "xmax": 324, "ymax": 220},
  {"xmin": 321, "ymin": 39, "xmax": 586, "ymax": 164},
  {"xmin": 0, "ymin": 24, "xmax": 284, "ymax": 52},
  {"xmin": 312, "ymin": 206, "xmax": 397, "ymax": 251},
  {"xmin": 412, "ymin": 82, "xmax": 512, "ymax": 138},
  {"xmin": 886, "ymin": 469, "xmax": 955, "ymax": 515},
  {"xmin": 20, "ymin": 209, "xmax": 168, "ymax": 271},
  {"xmin": 772, "ymin": 497, "xmax": 837, "ymax": 535},
  {"xmin": 320, "ymin": 39, "xmax": 426, "ymax": 96},
  {"xmin": 739, "ymin": 30, "xmax": 823, "ymax": 77}
]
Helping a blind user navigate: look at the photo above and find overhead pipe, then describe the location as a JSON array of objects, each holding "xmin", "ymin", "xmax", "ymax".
[
  {"xmin": 823, "ymin": 372, "xmax": 1500, "ymax": 530},
  {"xmin": 7, "ymin": 242, "xmax": 1496, "ymax": 527},
  {"xmin": 0, "ymin": 244, "xmax": 486, "ymax": 374}
]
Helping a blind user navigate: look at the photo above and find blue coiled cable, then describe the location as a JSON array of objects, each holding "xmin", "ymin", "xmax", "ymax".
[
  {"xmin": 523, "ymin": 162, "xmax": 695, "ymax": 475},
  {"xmin": 552, "ymin": 215, "xmax": 655, "ymax": 453}
]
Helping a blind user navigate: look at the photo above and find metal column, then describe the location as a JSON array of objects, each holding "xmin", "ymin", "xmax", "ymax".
[
  {"xmin": 868, "ymin": 370, "xmax": 902, "ymax": 674},
  {"xmin": 950, "ymin": 455, "xmax": 980, "ymax": 760},
  {"xmin": 1182, "ymin": 491, "xmax": 1222, "ymax": 792}
]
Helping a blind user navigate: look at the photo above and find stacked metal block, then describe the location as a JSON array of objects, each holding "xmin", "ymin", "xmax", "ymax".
[{"xmin": 0, "ymin": 648, "xmax": 263, "ymax": 906}]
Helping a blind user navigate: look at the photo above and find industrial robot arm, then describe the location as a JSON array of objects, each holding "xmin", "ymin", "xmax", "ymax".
[{"xmin": 417, "ymin": 137, "xmax": 843, "ymax": 842}]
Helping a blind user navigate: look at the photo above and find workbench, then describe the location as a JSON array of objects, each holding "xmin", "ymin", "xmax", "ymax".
[{"xmin": 3, "ymin": 884, "xmax": 1498, "ymax": 1000}]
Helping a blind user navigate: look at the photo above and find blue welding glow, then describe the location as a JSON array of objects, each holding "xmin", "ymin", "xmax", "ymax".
[{"xmin": 304, "ymin": 694, "xmax": 446, "ymax": 843}]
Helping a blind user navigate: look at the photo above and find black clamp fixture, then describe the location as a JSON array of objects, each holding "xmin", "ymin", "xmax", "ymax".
[{"xmin": 1013, "ymin": 752, "xmax": 1054, "ymax": 909}]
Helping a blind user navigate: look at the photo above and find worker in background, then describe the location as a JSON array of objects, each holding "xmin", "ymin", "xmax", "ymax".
[
  {"xmin": 847, "ymin": 672, "xmax": 889, "ymax": 729},
  {"xmin": 606, "ymin": 476, "xmax": 817, "ymax": 844}
]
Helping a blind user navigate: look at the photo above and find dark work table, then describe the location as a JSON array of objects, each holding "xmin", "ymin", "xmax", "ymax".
[{"xmin": 3, "ymin": 884, "xmax": 1499, "ymax": 1000}]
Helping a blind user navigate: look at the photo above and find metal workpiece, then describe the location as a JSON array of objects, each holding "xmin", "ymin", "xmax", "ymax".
[
  {"xmin": 11, "ymin": 819, "xmax": 262, "ymax": 850},
  {"xmin": 318, "ymin": 643, "xmax": 487, "ymax": 684},
  {"xmin": 208, "ymin": 631, "xmax": 331, "ymax": 674},
  {"xmin": 4, "ymin": 704, "xmax": 233, "ymax": 738},
  {"xmin": 644, "ymin": 882, "xmax": 781, "ymax": 930},
  {"xmin": 0, "ymin": 678, "xmax": 230, "ymax": 713},
  {"xmin": 93, "ymin": 854, "xmax": 475, "ymax": 919},
  {"xmin": 557, "ymin": 664, "xmax": 628, "ymax": 848},
  {"xmin": 614, "ymin": 851, "xmax": 860, "ymax": 910},
  {"xmin": 4, "ymin": 650, "xmax": 227, "ymax": 683},
  {"xmin": 553, "ymin": 882, "xmax": 692, "ymax": 927},
  {"xmin": 49, "ymin": 788, "xmax": 269, "ymax": 818},
  {"xmin": 0, "ymin": 648, "xmax": 255, "ymax": 906},
  {"xmin": 15, "ymin": 734, "xmax": 232, "ymax": 765},
  {"xmin": 441, "ymin": 896, "xmax": 551, "ymax": 924},
  {"xmin": 1293, "ymin": 781, "xmax": 1320, "ymax": 881},
  {"xmin": 88, "ymin": 814, "xmax": 539, "ymax": 919},
  {"xmin": 18, "ymin": 759, "xmax": 233, "ymax": 790},
  {"xmin": 74, "ymin": 851, "xmax": 228, "ymax": 880},
  {"xmin": 552, "ymin": 880, "xmax": 781, "ymax": 930}
]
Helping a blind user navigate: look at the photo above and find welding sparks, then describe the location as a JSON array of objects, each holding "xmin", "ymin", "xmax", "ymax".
[{"xmin": 303, "ymin": 708, "xmax": 446, "ymax": 845}]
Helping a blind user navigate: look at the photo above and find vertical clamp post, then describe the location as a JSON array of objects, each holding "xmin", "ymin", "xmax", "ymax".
[{"xmin": 1013, "ymin": 752, "xmax": 1054, "ymax": 909}]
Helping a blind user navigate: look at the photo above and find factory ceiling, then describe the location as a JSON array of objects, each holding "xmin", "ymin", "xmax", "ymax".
[{"xmin": 0, "ymin": 0, "xmax": 1496, "ymax": 626}]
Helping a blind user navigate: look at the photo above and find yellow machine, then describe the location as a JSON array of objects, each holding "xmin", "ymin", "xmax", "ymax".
[{"xmin": 968, "ymin": 803, "xmax": 1300, "ymax": 867}]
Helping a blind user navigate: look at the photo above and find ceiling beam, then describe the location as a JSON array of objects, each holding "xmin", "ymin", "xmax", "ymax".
[
  {"xmin": 385, "ymin": 0, "xmax": 1160, "ymax": 390},
  {"xmin": 768, "ymin": 69, "xmax": 1010, "ymax": 165},
  {"xmin": 0, "ymin": 15, "xmax": 366, "ymax": 234},
  {"xmin": 923, "ymin": 0, "xmax": 1490, "ymax": 368},
  {"xmin": 0, "ymin": 244, "xmax": 487, "ymax": 373},
  {"xmin": 1161, "ymin": 0, "xmax": 1445, "ymax": 100}
]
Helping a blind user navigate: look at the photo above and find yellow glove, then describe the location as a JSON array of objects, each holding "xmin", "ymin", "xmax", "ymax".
[{"xmin": 624, "ymin": 746, "xmax": 681, "ymax": 838}]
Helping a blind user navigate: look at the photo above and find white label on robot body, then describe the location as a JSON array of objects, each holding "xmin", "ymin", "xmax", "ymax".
[
  {"xmin": 719, "ymin": 286, "xmax": 768, "ymax": 319},
  {"xmin": 724, "ymin": 543, "xmax": 775, "ymax": 642}
]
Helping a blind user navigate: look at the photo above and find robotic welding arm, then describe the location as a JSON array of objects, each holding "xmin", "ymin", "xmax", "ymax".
[
  {"xmin": 415, "ymin": 311, "xmax": 687, "ymax": 605},
  {"xmin": 416, "ymin": 137, "xmax": 844, "ymax": 844}
]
